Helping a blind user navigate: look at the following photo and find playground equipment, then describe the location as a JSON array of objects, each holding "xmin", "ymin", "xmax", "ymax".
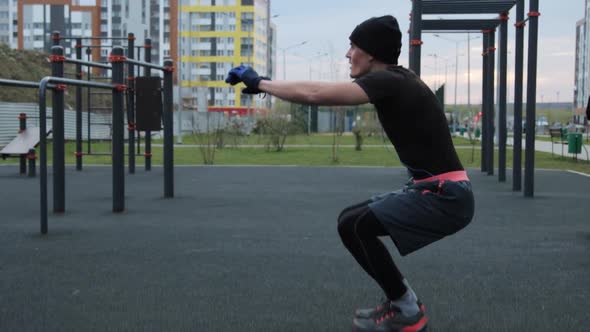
[
  {"xmin": 0, "ymin": 39, "xmax": 174, "ymax": 235},
  {"xmin": 409, "ymin": 0, "xmax": 540, "ymax": 196},
  {"xmin": 51, "ymin": 32, "xmax": 156, "ymax": 174},
  {"xmin": 0, "ymin": 112, "xmax": 48, "ymax": 177}
]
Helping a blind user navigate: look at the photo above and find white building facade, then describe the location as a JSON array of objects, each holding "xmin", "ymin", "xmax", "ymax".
[{"xmin": 575, "ymin": 0, "xmax": 590, "ymax": 115}]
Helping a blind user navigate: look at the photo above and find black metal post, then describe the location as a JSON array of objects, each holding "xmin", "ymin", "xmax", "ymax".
[
  {"xmin": 487, "ymin": 31, "xmax": 496, "ymax": 176},
  {"xmin": 52, "ymin": 31, "xmax": 60, "ymax": 46},
  {"xmin": 39, "ymin": 80, "xmax": 49, "ymax": 234},
  {"xmin": 127, "ymin": 33, "xmax": 136, "ymax": 174},
  {"xmin": 111, "ymin": 47, "xmax": 126, "ymax": 212},
  {"xmin": 481, "ymin": 33, "xmax": 489, "ymax": 172},
  {"xmin": 498, "ymin": 14, "xmax": 508, "ymax": 182},
  {"xmin": 27, "ymin": 149, "xmax": 36, "ymax": 177},
  {"xmin": 144, "ymin": 38, "xmax": 152, "ymax": 171},
  {"xmin": 525, "ymin": 0, "xmax": 540, "ymax": 198},
  {"xmin": 75, "ymin": 38, "xmax": 83, "ymax": 170},
  {"xmin": 409, "ymin": 0, "xmax": 423, "ymax": 76},
  {"xmin": 86, "ymin": 47, "xmax": 92, "ymax": 154},
  {"xmin": 163, "ymin": 59, "xmax": 174, "ymax": 198},
  {"xmin": 513, "ymin": 0, "xmax": 525, "ymax": 191},
  {"xmin": 51, "ymin": 46, "xmax": 65, "ymax": 213},
  {"xmin": 19, "ymin": 113, "xmax": 27, "ymax": 174}
]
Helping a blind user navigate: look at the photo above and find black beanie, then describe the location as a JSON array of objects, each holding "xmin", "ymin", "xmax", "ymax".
[{"xmin": 349, "ymin": 15, "xmax": 402, "ymax": 64}]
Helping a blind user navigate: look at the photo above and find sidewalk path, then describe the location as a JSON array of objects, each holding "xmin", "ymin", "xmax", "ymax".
[{"xmin": 506, "ymin": 137, "xmax": 590, "ymax": 161}]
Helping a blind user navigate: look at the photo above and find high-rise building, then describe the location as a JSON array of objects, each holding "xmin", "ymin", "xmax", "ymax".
[
  {"xmin": 16, "ymin": 0, "xmax": 100, "ymax": 56},
  {"xmin": 177, "ymin": 0, "xmax": 275, "ymax": 114},
  {"xmin": 575, "ymin": 0, "xmax": 590, "ymax": 115},
  {"xmin": 9, "ymin": 0, "xmax": 277, "ymax": 114},
  {"xmin": 12, "ymin": 0, "xmax": 171, "ymax": 65},
  {"xmin": 0, "ymin": 0, "xmax": 16, "ymax": 48}
]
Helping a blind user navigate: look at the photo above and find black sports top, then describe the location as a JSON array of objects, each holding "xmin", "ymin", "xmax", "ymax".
[{"xmin": 355, "ymin": 66, "xmax": 464, "ymax": 179}]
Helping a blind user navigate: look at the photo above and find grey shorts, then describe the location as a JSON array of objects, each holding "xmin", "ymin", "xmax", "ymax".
[{"xmin": 368, "ymin": 179, "xmax": 475, "ymax": 256}]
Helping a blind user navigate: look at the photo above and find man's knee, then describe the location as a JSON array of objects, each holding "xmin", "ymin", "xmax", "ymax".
[{"xmin": 337, "ymin": 209, "xmax": 354, "ymax": 239}]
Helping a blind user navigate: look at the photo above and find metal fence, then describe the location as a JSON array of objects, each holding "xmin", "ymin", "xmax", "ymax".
[{"xmin": 0, "ymin": 102, "xmax": 111, "ymax": 148}]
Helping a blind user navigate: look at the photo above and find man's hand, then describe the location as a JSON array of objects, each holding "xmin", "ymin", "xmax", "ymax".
[{"xmin": 225, "ymin": 65, "xmax": 270, "ymax": 94}]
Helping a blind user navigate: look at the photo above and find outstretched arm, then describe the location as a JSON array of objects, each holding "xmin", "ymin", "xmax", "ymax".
[
  {"xmin": 258, "ymin": 80, "xmax": 370, "ymax": 106},
  {"xmin": 225, "ymin": 65, "xmax": 370, "ymax": 106}
]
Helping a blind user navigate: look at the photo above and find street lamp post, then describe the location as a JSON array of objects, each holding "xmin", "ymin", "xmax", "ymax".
[
  {"xmin": 427, "ymin": 53, "xmax": 439, "ymax": 90},
  {"xmin": 306, "ymin": 52, "xmax": 327, "ymax": 135},
  {"xmin": 247, "ymin": 14, "xmax": 278, "ymax": 130},
  {"xmin": 281, "ymin": 41, "xmax": 308, "ymax": 80}
]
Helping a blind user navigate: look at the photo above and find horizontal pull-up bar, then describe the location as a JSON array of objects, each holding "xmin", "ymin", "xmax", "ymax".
[
  {"xmin": 0, "ymin": 78, "xmax": 56, "ymax": 89},
  {"xmin": 64, "ymin": 57, "xmax": 112, "ymax": 70},
  {"xmin": 57, "ymin": 36, "xmax": 132, "ymax": 41},
  {"xmin": 126, "ymin": 58, "xmax": 169, "ymax": 72}
]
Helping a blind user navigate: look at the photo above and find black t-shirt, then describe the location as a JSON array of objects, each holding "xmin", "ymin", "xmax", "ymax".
[{"xmin": 354, "ymin": 66, "xmax": 463, "ymax": 179}]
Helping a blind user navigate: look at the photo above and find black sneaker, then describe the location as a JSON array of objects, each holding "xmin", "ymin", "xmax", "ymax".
[
  {"xmin": 352, "ymin": 302, "xmax": 428, "ymax": 332},
  {"xmin": 355, "ymin": 298, "xmax": 426, "ymax": 319}
]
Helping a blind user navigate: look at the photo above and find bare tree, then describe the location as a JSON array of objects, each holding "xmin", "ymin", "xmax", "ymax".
[
  {"xmin": 190, "ymin": 112, "xmax": 226, "ymax": 165},
  {"xmin": 254, "ymin": 100, "xmax": 300, "ymax": 152}
]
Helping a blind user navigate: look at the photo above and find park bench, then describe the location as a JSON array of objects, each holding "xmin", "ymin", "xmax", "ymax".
[
  {"xmin": 0, "ymin": 127, "xmax": 51, "ymax": 177},
  {"xmin": 548, "ymin": 128, "xmax": 567, "ymax": 157}
]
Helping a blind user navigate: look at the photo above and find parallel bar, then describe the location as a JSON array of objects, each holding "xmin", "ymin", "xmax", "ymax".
[
  {"xmin": 37, "ymin": 76, "xmax": 115, "ymax": 234},
  {"xmin": 58, "ymin": 36, "xmax": 131, "ymax": 40},
  {"xmin": 512, "ymin": 0, "xmax": 525, "ymax": 191},
  {"xmin": 0, "ymin": 78, "xmax": 55, "ymax": 89},
  {"xmin": 45, "ymin": 76, "xmax": 116, "ymax": 89},
  {"xmin": 64, "ymin": 57, "xmax": 112, "ymax": 70},
  {"xmin": 126, "ymin": 58, "xmax": 166, "ymax": 71},
  {"xmin": 524, "ymin": 0, "xmax": 539, "ymax": 197}
]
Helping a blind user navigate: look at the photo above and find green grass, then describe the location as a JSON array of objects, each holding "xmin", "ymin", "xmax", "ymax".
[
  {"xmin": 154, "ymin": 133, "xmax": 473, "ymax": 147},
  {"xmin": 2, "ymin": 138, "xmax": 588, "ymax": 175}
]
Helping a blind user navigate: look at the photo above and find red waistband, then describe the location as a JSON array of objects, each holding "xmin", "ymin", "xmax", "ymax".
[{"xmin": 413, "ymin": 170, "xmax": 469, "ymax": 183}]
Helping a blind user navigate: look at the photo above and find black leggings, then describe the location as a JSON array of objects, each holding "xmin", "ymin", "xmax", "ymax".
[{"xmin": 337, "ymin": 201, "xmax": 407, "ymax": 300}]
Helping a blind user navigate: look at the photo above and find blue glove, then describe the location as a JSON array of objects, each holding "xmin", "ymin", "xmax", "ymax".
[
  {"xmin": 225, "ymin": 65, "xmax": 249, "ymax": 85},
  {"xmin": 225, "ymin": 65, "xmax": 270, "ymax": 93}
]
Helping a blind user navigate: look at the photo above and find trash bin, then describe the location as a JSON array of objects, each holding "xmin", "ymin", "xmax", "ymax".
[
  {"xmin": 568, "ymin": 133, "xmax": 583, "ymax": 154},
  {"xmin": 459, "ymin": 127, "xmax": 466, "ymax": 136},
  {"xmin": 475, "ymin": 127, "xmax": 481, "ymax": 138}
]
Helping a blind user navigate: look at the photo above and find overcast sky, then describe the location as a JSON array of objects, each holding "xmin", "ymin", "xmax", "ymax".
[{"xmin": 272, "ymin": 0, "xmax": 584, "ymax": 104}]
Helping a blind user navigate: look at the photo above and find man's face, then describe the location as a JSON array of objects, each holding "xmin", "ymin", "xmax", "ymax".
[{"xmin": 346, "ymin": 43, "xmax": 373, "ymax": 79}]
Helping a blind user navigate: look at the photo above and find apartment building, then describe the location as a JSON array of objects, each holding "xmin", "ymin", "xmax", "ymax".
[
  {"xmin": 6, "ymin": 0, "xmax": 277, "ymax": 114},
  {"xmin": 0, "ymin": 0, "xmax": 16, "ymax": 47},
  {"xmin": 12, "ymin": 0, "xmax": 155, "ymax": 62},
  {"xmin": 575, "ymin": 0, "xmax": 590, "ymax": 116},
  {"xmin": 177, "ymin": 0, "xmax": 275, "ymax": 114}
]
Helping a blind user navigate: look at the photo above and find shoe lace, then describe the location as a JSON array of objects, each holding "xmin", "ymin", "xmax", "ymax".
[
  {"xmin": 375, "ymin": 303, "xmax": 399, "ymax": 325},
  {"xmin": 373, "ymin": 298, "xmax": 390, "ymax": 313}
]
